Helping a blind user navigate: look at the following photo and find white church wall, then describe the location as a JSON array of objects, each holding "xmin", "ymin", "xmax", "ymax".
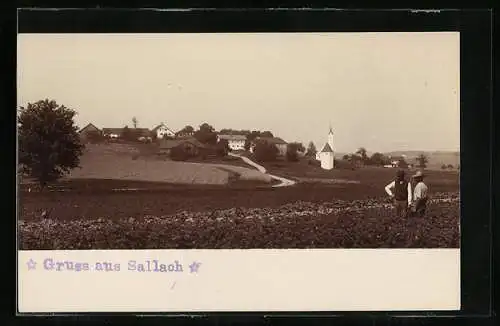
[{"xmin": 320, "ymin": 152, "xmax": 334, "ymax": 170}]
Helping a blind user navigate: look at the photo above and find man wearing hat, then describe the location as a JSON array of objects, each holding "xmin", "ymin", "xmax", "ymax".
[
  {"xmin": 409, "ymin": 170, "xmax": 429, "ymax": 217},
  {"xmin": 384, "ymin": 169, "xmax": 412, "ymax": 218}
]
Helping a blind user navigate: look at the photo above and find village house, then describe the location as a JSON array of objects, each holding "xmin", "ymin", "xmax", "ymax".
[
  {"xmin": 175, "ymin": 130, "xmax": 195, "ymax": 138},
  {"xmin": 102, "ymin": 127, "xmax": 152, "ymax": 141},
  {"xmin": 250, "ymin": 136, "xmax": 288, "ymax": 156},
  {"xmin": 384, "ymin": 155, "xmax": 409, "ymax": 168},
  {"xmin": 102, "ymin": 128, "xmax": 124, "ymax": 139},
  {"xmin": 316, "ymin": 127, "xmax": 335, "ymax": 170},
  {"xmin": 158, "ymin": 137, "xmax": 215, "ymax": 158},
  {"xmin": 78, "ymin": 123, "xmax": 102, "ymax": 142},
  {"xmin": 216, "ymin": 134, "xmax": 247, "ymax": 151},
  {"xmin": 151, "ymin": 123, "xmax": 176, "ymax": 139}
]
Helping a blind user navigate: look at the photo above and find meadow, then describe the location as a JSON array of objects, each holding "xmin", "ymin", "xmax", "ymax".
[{"xmin": 18, "ymin": 143, "xmax": 460, "ymax": 250}]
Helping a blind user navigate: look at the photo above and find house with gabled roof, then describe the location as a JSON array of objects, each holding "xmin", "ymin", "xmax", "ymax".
[
  {"xmin": 152, "ymin": 123, "xmax": 176, "ymax": 139},
  {"xmin": 217, "ymin": 134, "xmax": 247, "ymax": 151},
  {"xmin": 250, "ymin": 136, "xmax": 288, "ymax": 156},
  {"xmin": 78, "ymin": 123, "xmax": 102, "ymax": 142}
]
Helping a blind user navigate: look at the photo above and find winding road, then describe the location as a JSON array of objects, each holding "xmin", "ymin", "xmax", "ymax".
[{"xmin": 228, "ymin": 153, "xmax": 296, "ymax": 188}]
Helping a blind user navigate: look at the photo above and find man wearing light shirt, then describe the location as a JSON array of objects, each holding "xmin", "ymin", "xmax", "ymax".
[
  {"xmin": 409, "ymin": 170, "xmax": 429, "ymax": 217},
  {"xmin": 385, "ymin": 170, "xmax": 412, "ymax": 218}
]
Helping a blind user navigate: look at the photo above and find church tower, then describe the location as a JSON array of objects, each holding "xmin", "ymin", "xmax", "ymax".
[
  {"xmin": 328, "ymin": 124, "xmax": 334, "ymax": 150},
  {"xmin": 318, "ymin": 125, "xmax": 335, "ymax": 170}
]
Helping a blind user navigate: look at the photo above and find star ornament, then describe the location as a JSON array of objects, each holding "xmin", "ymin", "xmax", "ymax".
[
  {"xmin": 189, "ymin": 261, "xmax": 201, "ymax": 273},
  {"xmin": 27, "ymin": 259, "xmax": 36, "ymax": 270}
]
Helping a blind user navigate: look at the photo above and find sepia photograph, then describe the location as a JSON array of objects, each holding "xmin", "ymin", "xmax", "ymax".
[{"xmin": 17, "ymin": 32, "xmax": 460, "ymax": 251}]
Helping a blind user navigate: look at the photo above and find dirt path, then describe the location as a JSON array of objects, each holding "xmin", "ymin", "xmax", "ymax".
[{"xmin": 228, "ymin": 153, "xmax": 296, "ymax": 187}]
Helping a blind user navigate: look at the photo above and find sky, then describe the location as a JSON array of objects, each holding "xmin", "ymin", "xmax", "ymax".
[{"xmin": 17, "ymin": 32, "xmax": 460, "ymax": 153}]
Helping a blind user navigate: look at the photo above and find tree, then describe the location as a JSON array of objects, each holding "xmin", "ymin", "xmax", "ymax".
[
  {"xmin": 216, "ymin": 139, "xmax": 230, "ymax": 157},
  {"xmin": 306, "ymin": 141, "xmax": 317, "ymax": 157},
  {"xmin": 286, "ymin": 142, "xmax": 302, "ymax": 162},
  {"xmin": 194, "ymin": 123, "xmax": 217, "ymax": 145},
  {"xmin": 121, "ymin": 125, "xmax": 133, "ymax": 141},
  {"xmin": 132, "ymin": 117, "xmax": 138, "ymax": 129},
  {"xmin": 18, "ymin": 99, "xmax": 85, "ymax": 190},
  {"xmin": 342, "ymin": 154, "xmax": 350, "ymax": 160},
  {"xmin": 416, "ymin": 154, "xmax": 428, "ymax": 168},
  {"xmin": 177, "ymin": 125, "xmax": 195, "ymax": 136},
  {"xmin": 441, "ymin": 164, "xmax": 447, "ymax": 170},
  {"xmin": 260, "ymin": 131, "xmax": 274, "ymax": 138},
  {"xmin": 369, "ymin": 152, "xmax": 390, "ymax": 166},
  {"xmin": 398, "ymin": 159, "xmax": 409, "ymax": 169},
  {"xmin": 447, "ymin": 164, "xmax": 454, "ymax": 169},
  {"xmin": 170, "ymin": 146, "xmax": 190, "ymax": 161},
  {"xmin": 244, "ymin": 139, "xmax": 252, "ymax": 151},
  {"xmin": 247, "ymin": 131, "xmax": 261, "ymax": 142},
  {"xmin": 356, "ymin": 147, "xmax": 368, "ymax": 162},
  {"xmin": 253, "ymin": 140, "xmax": 278, "ymax": 162},
  {"xmin": 296, "ymin": 142, "xmax": 305, "ymax": 153}
]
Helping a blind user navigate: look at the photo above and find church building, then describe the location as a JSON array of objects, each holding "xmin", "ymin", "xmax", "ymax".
[{"xmin": 316, "ymin": 127, "xmax": 335, "ymax": 170}]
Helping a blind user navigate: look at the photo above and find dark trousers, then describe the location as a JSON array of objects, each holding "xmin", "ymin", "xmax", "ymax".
[
  {"xmin": 410, "ymin": 198, "xmax": 428, "ymax": 217},
  {"xmin": 394, "ymin": 200, "xmax": 408, "ymax": 218}
]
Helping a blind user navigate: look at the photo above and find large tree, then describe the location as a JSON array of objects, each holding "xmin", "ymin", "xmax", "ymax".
[
  {"xmin": 18, "ymin": 99, "xmax": 85, "ymax": 189},
  {"xmin": 369, "ymin": 152, "xmax": 390, "ymax": 166},
  {"xmin": 416, "ymin": 154, "xmax": 429, "ymax": 168},
  {"xmin": 306, "ymin": 141, "xmax": 317, "ymax": 157},
  {"xmin": 178, "ymin": 125, "xmax": 195, "ymax": 135},
  {"xmin": 194, "ymin": 123, "xmax": 217, "ymax": 145},
  {"xmin": 286, "ymin": 142, "xmax": 304, "ymax": 162},
  {"xmin": 132, "ymin": 116, "xmax": 138, "ymax": 129},
  {"xmin": 355, "ymin": 147, "xmax": 368, "ymax": 162}
]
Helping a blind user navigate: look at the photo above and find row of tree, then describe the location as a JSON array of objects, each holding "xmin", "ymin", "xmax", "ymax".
[{"xmin": 340, "ymin": 147, "xmax": 430, "ymax": 168}]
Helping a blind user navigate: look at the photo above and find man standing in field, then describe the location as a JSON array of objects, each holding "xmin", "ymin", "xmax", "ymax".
[
  {"xmin": 408, "ymin": 170, "xmax": 429, "ymax": 217},
  {"xmin": 384, "ymin": 169, "xmax": 412, "ymax": 218}
]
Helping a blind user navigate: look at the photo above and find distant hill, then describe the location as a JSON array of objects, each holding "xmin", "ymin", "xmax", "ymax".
[
  {"xmin": 384, "ymin": 151, "xmax": 460, "ymax": 169},
  {"xmin": 330, "ymin": 150, "xmax": 460, "ymax": 170}
]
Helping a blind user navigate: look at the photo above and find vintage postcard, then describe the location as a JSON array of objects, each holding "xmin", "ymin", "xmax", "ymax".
[{"xmin": 17, "ymin": 32, "xmax": 460, "ymax": 312}]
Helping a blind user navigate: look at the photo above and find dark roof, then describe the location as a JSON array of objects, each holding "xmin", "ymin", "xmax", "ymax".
[
  {"xmin": 255, "ymin": 136, "xmax": 287, "ymax": 145},
  {"xmin": 102, "ymin": 127, "xmax": 151, "ymax": 136},
  {"xmin": 79, "ymin": 123, "xmax": 100, "ymax": 133},
  {"xmin": 320, "ymin": 143, "xmax": 334, "ymax": 153},
  {"xmin": 159, "ymin": 137, "xmax": 207, "ymax": 150},
  {"xmin": 218, "ymin": 134, "xmax": 247, "ymax": 141},
  {"xmin": 102, "ymin": 128, "xmax": 123, "ymax": 135},
  {"xmin": 151, "ymin": 124, "xmax": 175, "ymax": 134}
]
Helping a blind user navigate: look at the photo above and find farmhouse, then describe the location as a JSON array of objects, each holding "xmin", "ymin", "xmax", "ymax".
[
  {"xmin": 158, "ymin": 137, "xmax": 214, "ymax": 157},
  {"xmin": 316, "ymin": 127, "xmax": 335, "ymax": 170},
  {"xmin": 102, "ymin": 127, "xmax": 151, "ymax": 140},
  {"xmin": 176, "ymin": 130, "xmax": 195, "ymax": 138},
  {"xmin": 151, "ymin": 123, "xmax": 176, "ymax": 139},
  {"xmin": 250, "ymin": 137, "xmax": 288, "ymax": 156},
  {"xmin": 78, "ymin": 123, "xmax": 101, "ymax": 142},
  {"xmin": 102, "ymin": 128, "xmax": 124, "ymax": 139},
  {"xmin": 386, "ymin": 155, "xmax": 408, "ymax": 168},
  {"xmin": 217, "ymin": 134, "xmax": 247, "ymax": 151}
]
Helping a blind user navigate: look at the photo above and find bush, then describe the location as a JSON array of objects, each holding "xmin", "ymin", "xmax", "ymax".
[
  {"xmin": 170, "ymin": 146, "xmax": 190, "ymax": 161},
  {"xmin": 254, "ymin": 141, "xmax": 278, "ymax": 162},
  {"xmin": 308, "ymin": 159, "xmax": 321, "ymax": 167},
  {"xmin": 286, "ymin": 145, "xmax": 299, "ymax": 162},
  {"xmin": 335, "ymin": 159, "xmax": 356, "ymax": 170}
]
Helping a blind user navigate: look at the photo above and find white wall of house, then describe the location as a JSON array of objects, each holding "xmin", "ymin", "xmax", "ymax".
[
  {"xmin": 156, "ymin": 125, "xmax": 175, "ymax": 139},
  {"xmin": 276, "ymin": 144, "xmax": 287, "ymax": 156},
  {"xmin": 228, "ymin": 140, "xmax": 245, "ymax": 151}
]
